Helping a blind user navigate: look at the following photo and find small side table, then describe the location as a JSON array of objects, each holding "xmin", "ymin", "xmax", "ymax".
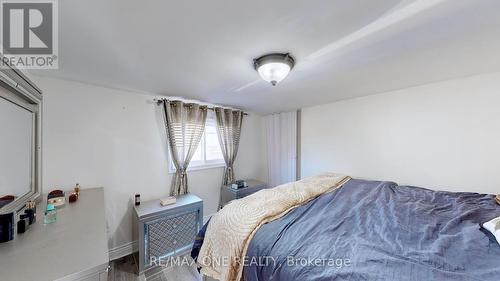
[
  {"xmin": 134, "ymin": 193, "xmax": 203, "ymax": 274},
  {"xmin": 220, "ymin": 180, "xmax": 268, "ymax": 207}
]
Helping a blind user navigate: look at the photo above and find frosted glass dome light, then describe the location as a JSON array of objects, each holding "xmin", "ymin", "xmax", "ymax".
[{"xmin": 254, "ymin": 53, "xmax": 295, "ymax": 86}]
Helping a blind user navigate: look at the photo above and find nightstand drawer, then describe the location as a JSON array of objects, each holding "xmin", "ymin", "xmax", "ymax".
[
  {"xmin": 147, "ymin": 211, "xmax": 197, "ymax": 237},
  {"xmin": 145, "ymin": 210, "xmax": 198, "ymax": 263}
]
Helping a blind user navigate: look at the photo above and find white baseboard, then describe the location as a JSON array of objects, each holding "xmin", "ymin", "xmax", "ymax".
[{"xmin": 109, "ymin": 240, "xmax": 138, "ymax": 261}]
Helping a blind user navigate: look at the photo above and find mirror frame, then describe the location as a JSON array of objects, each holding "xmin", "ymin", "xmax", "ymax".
[{"xmin": 0, "ymin": 63, "xmax": 42, "ymax": 215}]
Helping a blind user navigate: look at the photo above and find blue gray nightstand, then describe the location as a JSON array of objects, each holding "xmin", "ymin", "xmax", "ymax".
[{"xmin": 220, "ymin": 180, "xmax": 268, "ymax": 207}]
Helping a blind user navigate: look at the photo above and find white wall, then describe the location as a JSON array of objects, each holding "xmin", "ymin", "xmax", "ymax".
[
  {"xmin": 35, "ymin": 76, "xmax": 267, "ymax": 253},
  {"xmin": 301, "ymin": 72, "xmax": 500, "ymax": 195}
]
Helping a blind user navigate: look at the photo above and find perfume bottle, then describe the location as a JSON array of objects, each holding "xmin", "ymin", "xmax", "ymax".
[
  {"xmin": 24, "ymin": 201, "xmax": 36, "ymax": 225},
  {"xmin": 17, "ymin": 214, "xmax": 29, "ymax": 234},
  {"xmin": 44, "ymin": 204, "xmax": 57, "ymax": 224}
]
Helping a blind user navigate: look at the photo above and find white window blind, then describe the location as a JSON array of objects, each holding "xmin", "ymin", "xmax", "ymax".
[{"xmin": 169, "ymin": 111, "xmax": 225, "ymax": 172}]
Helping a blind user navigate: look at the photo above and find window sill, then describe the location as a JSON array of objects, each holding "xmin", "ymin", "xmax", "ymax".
[{"xmin": 168, "ymin": 163, "xmax": 226, "ymax": 174}]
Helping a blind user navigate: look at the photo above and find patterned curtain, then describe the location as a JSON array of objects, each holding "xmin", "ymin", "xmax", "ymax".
[
  {"xmin": 162, "ymin": 100, "xmax": 207, "ymax": 196},
  {"xmin": 214, "ymin": 108, "xmax": 244, "ymax": 186}
]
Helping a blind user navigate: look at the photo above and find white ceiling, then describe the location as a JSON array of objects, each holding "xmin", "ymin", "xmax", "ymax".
[{"xmin": 32, "ymin": 0, "xmax": 500, "ymax": 114}]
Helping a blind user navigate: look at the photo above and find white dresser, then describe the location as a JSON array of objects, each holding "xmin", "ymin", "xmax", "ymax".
[{"xmin": 0, "ymin": 188, "xmax": 109, "ymax": 281}]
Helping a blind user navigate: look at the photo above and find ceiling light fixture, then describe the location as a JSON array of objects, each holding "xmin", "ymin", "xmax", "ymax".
[{"xmin": 253, "ymin": 53, "xmax": 295, "ymax": 86}]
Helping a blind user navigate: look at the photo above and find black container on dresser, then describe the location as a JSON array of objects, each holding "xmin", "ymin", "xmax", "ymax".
[{"xmin": 133, "ymin": 193, "xmax": 203, "ymax": 274}]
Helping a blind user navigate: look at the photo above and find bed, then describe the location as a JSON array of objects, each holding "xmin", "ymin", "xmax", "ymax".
[{"xmin": 192, "ymin": 174, "xmax": 500, "ymax": 281}]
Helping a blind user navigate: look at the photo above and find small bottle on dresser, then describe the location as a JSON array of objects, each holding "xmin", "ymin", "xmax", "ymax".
[
  {"xmin": 17, "ymin": 214, "xmax": 29, "ymax": 234},
  {"xmin": 44, "ymin": 204, "xmax": 57, "ymax": 224},
  {"xmin": 24, "ymin": 201, "xmax": 36, "ymax": 225}
]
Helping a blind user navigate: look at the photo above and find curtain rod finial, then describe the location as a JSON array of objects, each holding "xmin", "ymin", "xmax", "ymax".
[{"xmin": 154, "ymin": 98, "xmax": 164, "ymax": 105}]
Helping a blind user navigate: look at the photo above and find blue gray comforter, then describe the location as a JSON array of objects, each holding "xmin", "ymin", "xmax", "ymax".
[
  {"xmin": 192, "ymin": 179, "xmax": 500, "ymax": 280},
  {"xmin": 244, "ymin": 179, "xmax": 500, "ymax": 281}
]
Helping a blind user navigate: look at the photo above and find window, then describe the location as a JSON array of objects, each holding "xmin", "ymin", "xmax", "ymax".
[{"xmin": 169, "ymin": 111, "xmax": 225, "ymax": 173}]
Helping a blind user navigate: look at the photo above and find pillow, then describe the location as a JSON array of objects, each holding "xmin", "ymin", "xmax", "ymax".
[{"xmin": 483, "ymin": 216, "xmax": 500, "ymax": 245}]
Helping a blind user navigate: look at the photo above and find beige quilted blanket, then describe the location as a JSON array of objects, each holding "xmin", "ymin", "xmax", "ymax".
[{"xmin": 197, "ymin": 173, "xmax": 351, "ymax": 281}]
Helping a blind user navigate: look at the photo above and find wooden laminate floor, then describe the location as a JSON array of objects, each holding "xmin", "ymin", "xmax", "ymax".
[{"xmin": 108, "ymin": 253, "xmax": 216, "ymax": 281}]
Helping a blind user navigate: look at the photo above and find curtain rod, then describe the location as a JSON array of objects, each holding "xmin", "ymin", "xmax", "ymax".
[{"xmin": 153, "ymin": 98, "xmax": 248, "ymax": 115}]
